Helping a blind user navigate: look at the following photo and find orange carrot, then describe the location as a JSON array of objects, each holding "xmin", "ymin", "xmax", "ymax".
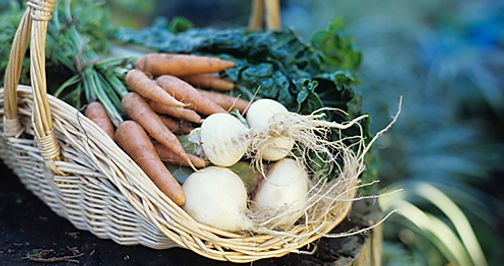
[
  {"xmin": 135, "ymin": 53, "xmax": 235, "ymax": 77},
  {"xmin": 125, "ymin": 69, "xmax": 185, "ymax": 108},
  {"xmin": 85, "ymin": 101, "xmax": 115, "ymax": 140},
  {"xmin": 156, "ymin": 75, "xmax": 227, "ymax": 116},
  {"xmin": 115, "ymin": 120, "xmax": 185, "ymax": 205},
  {"xmin": 153, "ymin": 142, "xmax": 207, "ymax": 168},
  {"xmin": 180, "ymin": 73, "xmax": 235, "ymax": 91},
  {"xmin": 196, "ymin": 89, "xmax": 250, "ymax": 114},
  {"xmin": 158, "ymin": 115, "xmax": 195, "ymax": 135},
  {"xmin": 121, "ymin": 92, "xmax": 195, "ymax": 170},
  {"xmin": 148, "ymin": 100, "xmax": 202, "ymax": 124}
]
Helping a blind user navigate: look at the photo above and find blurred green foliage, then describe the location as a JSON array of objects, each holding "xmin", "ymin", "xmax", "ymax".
[
  {"xmin": 310, "ymin": 18, "xmax": 362, "ymax": 72},
  {"xmin": 0, "ymin": 1, "xmax": 29, "ymax": 86}
]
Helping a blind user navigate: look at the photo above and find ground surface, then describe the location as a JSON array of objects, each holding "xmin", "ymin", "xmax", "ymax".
[{"xmin": 0, "ymin": 161, "xmax": 379, "ymax": 266}]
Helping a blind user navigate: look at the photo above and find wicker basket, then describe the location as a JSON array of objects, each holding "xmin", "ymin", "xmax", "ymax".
[{"xmin": 1, "ymin": 0, "xmax": 357, "ymax": 263}]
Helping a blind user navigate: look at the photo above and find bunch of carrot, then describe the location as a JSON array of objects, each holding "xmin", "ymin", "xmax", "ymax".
[{"xmin": 84, "ymin": 53, "xmax": 250, "ymax": 206}]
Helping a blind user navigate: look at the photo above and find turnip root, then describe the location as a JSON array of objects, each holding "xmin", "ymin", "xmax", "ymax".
[
  {"xmin": 199, "ymin": 113, "xmax": 249, "ymax": 167},
  {"xmin": 182, "ymin": 166, "xmax": 253, "ymax": 232},
  {"xmin": 246, "ymin": 99, "xmax": 295, "ymax": 161},
  {"xmin": 252, "ymin": 158, "xmax": 309, "ymax": 229},
  {"xmin": 245, "ymin": 98, "xmax": 368, "ymax": 174}
]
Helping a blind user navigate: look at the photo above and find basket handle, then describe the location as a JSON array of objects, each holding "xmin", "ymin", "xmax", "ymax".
[
  {"xmin": 3, "ymin": 0, "xmax": 63, "ymax": 175},
  {"xmin": 248, "ymin": 0, "xmax": 281, "ymax": 30}
]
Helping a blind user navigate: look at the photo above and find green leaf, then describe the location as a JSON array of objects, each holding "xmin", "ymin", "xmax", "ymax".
[
  {"xmin": 310, "ymin": 18, "xmax": 362, "ymax": 71},
  {"xmin": 168, "ymin": 17, "xmax": 194, "ymax": 34},
  {"xmin": 294, "ymin": 78, "xmax": 323, "ymax": 114},
  {"xmin": 54, "ymin": 74, "xmax": 81, "ymax": 98}
]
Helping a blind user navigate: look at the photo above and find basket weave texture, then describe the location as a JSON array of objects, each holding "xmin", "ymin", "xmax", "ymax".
[{"xmin": 1, "ymin": 0, "xmax": 356, "ymax": 262}]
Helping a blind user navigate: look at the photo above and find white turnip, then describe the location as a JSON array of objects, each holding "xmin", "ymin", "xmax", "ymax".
[
  {"xmin": 246, "ymin": 99, "xmax": 295, "ymax": 161},
  {"xmin": 198, "ymin": 113, "xmax": 250, "ymax": 167},
  {"xmin": 252, "ymin": 158, "xmax": 309, "ymax": 229},
  {"xmin": 182, "ymin": 166, "xmax": 253, "ymax": 232}
]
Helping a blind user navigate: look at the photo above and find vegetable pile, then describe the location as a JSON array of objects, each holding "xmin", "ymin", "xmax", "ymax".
[
  {"xmin": 1, "ymin": 1, "xmax": 381, "ymax": 233},
  {"xmin": 114, "ymin": 17, "xmax": 376, "ymax": 188},
  {"xmin": 84, "ymin": 51, "xmax": 371, "ymax": 232}
]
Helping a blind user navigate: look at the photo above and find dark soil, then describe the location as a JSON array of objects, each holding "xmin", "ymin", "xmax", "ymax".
[{"xmin": 0, "ymin": 161, "xmax": 380, "ymax": 266}]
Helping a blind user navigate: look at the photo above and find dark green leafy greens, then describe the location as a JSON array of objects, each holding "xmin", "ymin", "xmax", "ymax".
[
  {"xmin": 116, "ymin": 18, "xmax": 362, "ymax": 118},
  {"xmin": 116, "ymin": 17, "xmax": 376, "ymax": 190}
]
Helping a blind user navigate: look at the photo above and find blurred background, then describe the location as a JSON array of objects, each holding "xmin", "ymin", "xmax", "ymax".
[{"xmin": 1, "ymin": 0, "xmax": 503, "ymax": 265}]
